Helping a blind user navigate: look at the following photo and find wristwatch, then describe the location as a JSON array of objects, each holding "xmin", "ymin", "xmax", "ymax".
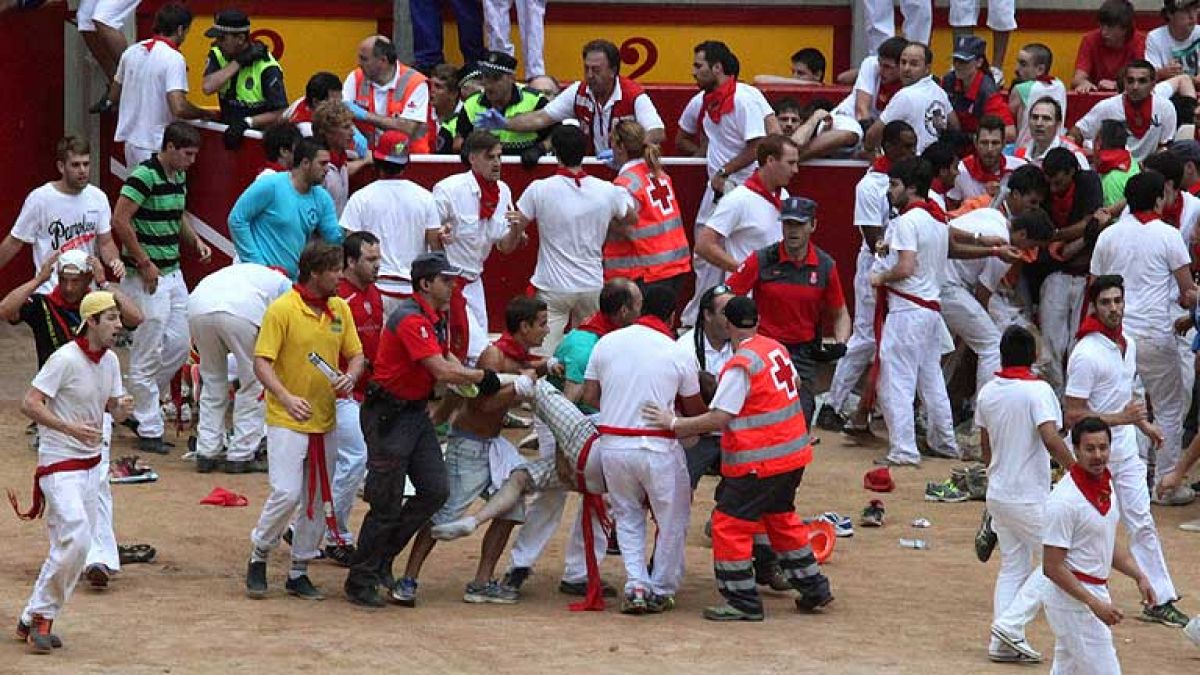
[{"xmin": 716, "ymin": 168, "xmax": 729, "ymax": 179}]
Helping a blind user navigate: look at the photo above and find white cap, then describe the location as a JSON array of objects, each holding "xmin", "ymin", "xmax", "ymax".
[{"xmin": 57, "ymin": 249, "xmax": 90, "ymax": 274}]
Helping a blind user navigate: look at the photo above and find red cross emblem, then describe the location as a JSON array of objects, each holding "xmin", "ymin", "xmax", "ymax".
[
  {"xmin": 647, "ymin": 177, "xmax": 676, "ymax": 216},
  {"xmin": 768, "ymin": 349, "xmax": 798, "ymax": 400}
]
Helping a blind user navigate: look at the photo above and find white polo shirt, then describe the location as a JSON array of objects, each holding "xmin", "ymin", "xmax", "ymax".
[
  {"xmin": 678, "ymin": 83, "xmax": 772, "ymax": 181},
  {"xmin": 433, "ymin": 171, "xmax": 514, "ymax": 280},
  {"xmin": 975, "ymin": 377, "xmax": 1062, "ymax": 504},
  {"xmin": 342, "ymin": 66, "xmax": 429, "ymax": 124},
  {"xmin": 879, "ymin": 206, "xmax": 948, "ymax": 311},
  {"xmin": 676, "ymin": 327, "xmax": 733, "ymax": 377},
  {"xmin": 948, "ymin": 155, "xmax": 1027, "ymax": 202},
  {"xmin": 186, "ymin": 263, "xmax": 293, "ymax": 326},
  {"xmin": 32, "ymin": 342, "xmax": 124, "ymax": 462},
  {"xmin": 1043, "ymin": 472, "xmax": 1121, "ymax": 605},
  {"xmin": 1145, "ymin": 25, "xmax": 1200, "ymax": 77},
  {"xmin": 586, "ymin": 323, "xmax": 700, "ymax": 452},
  {"xmin": 854, "ymin": 169, "xmax": 891, "ymax": 253},
  {"xmin": 518, "ymin": 173, "xmax": 633, "ymax": 293},
  {"xmin": 542, "ymin": 79, "xmax": 665, "ymax": 154},
  {"xmin": 1065, "ymin": 332, "xmax": 1140, "ymax": 462},
  {"xmin": 945, "ymin": 208, "xmax": 1010, "ymax": 292},
  {"xmin": 1015, "ymin": 135, "xmax": 1089, "ymax": 169},
  {"xmin": 340, "ymin": 179, "xmax": 440, "ymax": 296},
  {"xmin": 879, "ymin": 75, "xmax": 953, "ymax": 153},
  {"xmin": 1014, "ymin": 78, "xmax": 1068, "ymax": 147},
  {"xmin": 834, "ymin": 55, "xmax": 881, "ymax": 119},
  {"xmin": 1073, "ymin": 93, "xmax": 1177, "ymax": 162},
  {"xmin": 1090, "ymin": 212, "xmax": 1190, "ymax": 338},
  {"xmin": 704, "ymin": 185, "xmax": 787, "ymax": 265},
  {"xmin": 11, "ymin": 183, "xmax": 112, "ymax": 294},
  {"xmin": 114, "ymin": 38, "xmax": 189, "ymax": 152}
]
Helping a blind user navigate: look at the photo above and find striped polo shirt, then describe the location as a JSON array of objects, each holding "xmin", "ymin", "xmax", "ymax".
[{"xmin": 120, "ymin": 156, "xmax": 186, "ymax": 274}]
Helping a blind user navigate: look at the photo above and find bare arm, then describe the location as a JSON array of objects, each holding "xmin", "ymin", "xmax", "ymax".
[
  {"xmin": 854, "ymin": 90, "xmax": 873, "ymax": 122},
  {"xmin": 95, "ymin": 231, "xmax": 123, "ymax": 279},
  {"xmin": 1072, "ymin": 70, "xmax": 1097, "ymax": 93},
  {"xmin": 828, "ymin": 304, "xmax": 851, "ymax": 343},
  {"xmin": 562, "ymin": 380, "xmax": 584, "ymax": 403},
  {"xmin": 418, "ymin": 354, "xmax": 486, "ymax": 386},
  {"xmin": 1038, "ymin": 420, "xmax": 1076, "ymax": 470},
  {"xmin": 110, "ymin": 286, "xmax": 144, "ymax": 328},
  {"xmin": 167, "ymin": 90, "xmax": 216, "ymax": 121},
  {"xmin": 1172, "ymin": 265, "xmax": 1197, "ymax": 308},
  {"xmin": 1112, "ymin": 542, "xmax": 1156, "ymax": 608},
  {"xmin": 645, "ymin": 127, "xmax": 666, "ymax": 146},
  {"xmin": 365, "ymin": 113, "xmax": 423, "ymax": 138},
  {"xmin": 0, "ymin": 257, "xmax": 54, "ymax": 324},
  {"xmin": 494, "ymin": 211, "xmax": 526, "ymax": 254},
  {"xmin": 581, "ymin": 379, "xmax": 601, "ymax": 411},
  {"xmin": 1067, "ymin": 125, "xmax": 1085, "ymax": 146},
  {"xmin": 202, "ymin": 61, "xmax": 240, "ymax": 96},
  {"xmin": 696, "ymin": 227, "xmax": 738, "ymax": 273},
  {"xmin": 871, "ymin": 249, "xmax": 915, "ymax": 285},
  {"xmin": 22, "ymin": 388, "xmax": 102, "ymax": 447},
  {"xmin": 670, "ymin": 408, "xmax": 735, "ymax": 437},
  {"xmin": 980, "ymin": 427, "xmax": 993, "ymax": 465},
  {"xmin": 860, "ymin": 225, "xmax": 883, "ymax": 253},
  {"xmin": 675, "ymin": 129, "xmax": 705, "ymax": 157},
  {"xmin": 863, "ymin": 120, "xmax": 884, "ymax": 152},
  {"xmin": 111, "ymin": 196, "xmax": 150, "ymax": 267},
  {"xmin": 0, "ymin": 234, "xmax": 26, "ymax": 271},
  {"xmin": 504, "ymin": 109, "xmax": 554, "ymax": 133},
  {"xmin": 1063, "ymin": 395, "xmax": 1143, "ymax": 430},
  {"xmin": 425, "ymin": 228, "xmax": 444, "ymax": 251}
]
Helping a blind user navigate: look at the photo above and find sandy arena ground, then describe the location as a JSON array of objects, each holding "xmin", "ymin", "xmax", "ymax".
[{"xmin": 0, "ymin": 322, "xmax": 1198, "ymax": 674}]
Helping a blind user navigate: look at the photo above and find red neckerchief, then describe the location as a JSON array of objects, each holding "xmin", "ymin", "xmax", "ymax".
[
  {"xmin": 46, "ymin": 285, "xmax": 80, "ymax": 314},
  {"xmin": 931, "ymin": 176, "xmax": 950, "ymax": 196},
  {"xmin": 871, "ymin": 155, "xmax": 892, "ymax": 174},
  {"xmin": 743, "ymin": 170, "xmax": 782, "ymax": 210},
  {"xmin": 962, "ymin": 154, "xmax": 1007, "ymax": 184},
  {"xmin": 493, "ymin": 332, "xmax": 533, "ymax": 363},
  {"xmin": 143, "ymin": 36, "xmax": 179, "ymax": 53},
  {"xmin": 1069, "ymin": 463, "xmax": 1113, "ymax": 515},
  {"xmin": 1189, "ymin": 182, "xmax": 1200, "ymax": 197},
  {"xmin": 994, "ymin": 366, "xmax": 1039, "ymax": 380},
  {"xmin": 1076, "ymin": 313, "xmax": 1126, "ymax": 354},
  {"xmin": 1035, "ymin": 73, "xmax": 1056, "ymax": 84},
  {"xmin": 263, "ymin": 161, "xmax": 288, "ymax": 173},
  {"xmin": 1133, "ymin": 209, "xmax": 1161, "ymax": 225},
  {"xmin": 700, "ymin": 76, "xmax": 738, "ymax": 125},
  {"xmin": 876, "ymin": 78, "xmax": 901, "ymax": 112},
  {"xmin": 72, "ymin": 335, "xmax": 107, "ymax": 364},
  {"xmin": 328, "ymin": 147, "xmax": 347, "ymax": 169},
  {"xmin": 576, "ymin": 311, "xmax": 620, "ymax": 336},
  {"xmin": 1049, "ymin": 179, "xmax": 1076, "ymax": 228},
  {"xmin": 1161, "ymin": 196, "xmax": 1184, "ymax": 227},
  {"xmin": 634, "ymin": 315, "xmax": 675, "ymax": 339},
  {"xmin": 293, "ymin": 284, "xmax": 334, "ymax": 320},
  {"xmin": 1095, "ymin": 148, "xmax": 1132, "ymax": 174},
  {"xmin": 473, "ymin": 170, "xmax": 500, "ymax": 219},
  {"xmin": 901, "ymin": 199, "xmax": 948, "ymax": 224},
  {"xmin": 954, "ymin": 70, "xmax": 986, "ymax": 103},
  {"xmin": 291, "ymin": 100, "xmax": 314, "ymax": 124},
  {"xmin": 1123, "ymin": 94, "xmax": 1153, "ymax": 139},
  {"xmin": 556, "ymin": 167, "xmax": 587, "ymax": 187}
]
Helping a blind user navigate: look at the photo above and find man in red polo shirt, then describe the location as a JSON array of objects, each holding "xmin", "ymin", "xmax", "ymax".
[
  {"xmin": 343, "ymin": 251, "xmax": 503, "ymax": 607},
  {"xmin": 1073, "ymin": 0, "xmax": 1146, "ymax": 93},
  {"xmin": 727, "ymin": 197, "xmax": 851, "ymax": 424}
]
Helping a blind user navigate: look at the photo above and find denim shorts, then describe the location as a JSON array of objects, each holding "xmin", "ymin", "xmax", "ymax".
[{"xmin": 430, "ymin": 430, "xmax": 525, "ymax": 525}]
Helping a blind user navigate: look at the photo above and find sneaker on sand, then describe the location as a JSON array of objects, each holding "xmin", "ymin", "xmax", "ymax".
[
  {"xmin": 245, "ymin": 561, "xmax": 268, "ymax": 599},
  {"xmin": 1179, "ymin": 519, "xmax": 1200, "ymax": 533},
  {"xmin": 559, "ymin": 578, "xmax": 617, "ymax": 597},
  {"xmin": 815, "ymin": 404, "xmax": 847, "ymax": 432},
  {"xmin": 390, "ymin": 576, "xmax": 418, "ymax": 607},
  {"xmin": 621, "ymin": 588, "xmax": 650, "ymax": 615},
  {"xmin": 15, "ymin": 618, "xmax": 61, "ymax": 649},
  {"xmin": 988, "ymin": 646, "xmax": 1040, "ymax": 664},
  {"xmin": 323, "ymin": 544, "xmax": 354, "ymax": 567},
  {"xmin": 975, "ymin": 508, "xmax": 999, "ymax": 563},
  {"xmin": 816, "ymin": 511, "xmax": 854, "ymax": 537},
  {"xmin": 990, "ymin": 625, "xmax": 1042, "ymax": 661},
  {"xmin": 23, "ymin": 614, "xmax": 58, "ymax": 654},
  {"xmin": 285, "ymin": 575, "xmax": 324, "ymax": 601},
  {"xmin": 344, "ymin": 584, "xmax": 387, "ymax": 608},
  {"xmin": 464, "ymin": 579, "xmax": 519, "ymax": 604},
  {"xmin": 85, "ymin": 563, "xmax": 110, "ymax": 589},
  {"xmin": 648, "ymin": 594, "xmax": 676, "ymax": 612},
  {"xmin": 109, "ymin": 456, "xmax": 158, "ymax": 484},
  {"xmin": 702, "ymin": 603, "xmax": 764, "ymax": 622},
  {"xmin": 860, "ymin": 499, "xmax": 885, "ymax": 527},
  {"xmin": 502, "ymin": 566, "xmax": 531, "ymax": 590},
  {"xmin": 136, "ymin": 436, "xmax": 173, "ymax": 455},
  {"xmin": 925, "ymin": 480, "xmax": 969, "ymax": 503},
  {"xmin": 1139, "ymin": 600, "xmax": 1190, "ymax": 627},
  {"xmin": 1152, "ymin": 485, "xmax": 1196, "ymax": 506}
]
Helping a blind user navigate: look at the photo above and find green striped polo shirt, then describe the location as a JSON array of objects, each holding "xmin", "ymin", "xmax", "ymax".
[{"xmin": 120, "ymin": 156, "xmax": 186, "ymax": 274}]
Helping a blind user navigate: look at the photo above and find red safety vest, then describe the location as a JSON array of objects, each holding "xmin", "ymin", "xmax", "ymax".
[
  {"xmin": 573, "ymin": 76, "xmax": 645, "ymax": 153},
  {"xmin": 718, "ymin": 334, "xmax": 813, "ymax": 478},
  {"xmin": 604, "ymin": 160, "xmax": 691, "ymax": 283},
  {"xmin": 354, "ymin": 65, "xmax": 434, "ymax": 154}
]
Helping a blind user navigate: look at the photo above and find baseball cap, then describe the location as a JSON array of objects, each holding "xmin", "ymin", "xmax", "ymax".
[
  {"xmin": 204, "ymin": 8, "xmax": 251, "ymax": 38},
  {"xmin": 952, "ymin": 35, "xmax": 986, "ymax": 62},
  {"xmin": 478, "ymin": 51, "xmax": 518, "ymax": 77},
  {"xmin": 723, "ymin": 295, "xmax": 758, "ymax": 329},
  {"xmin": 780, "ymin": 196, "xmax": 817, "ymax": 223},
  {"xmin": 373, "ymin": 130, "xmax": 410, "ymax": 165},
  {"xmin": 410, "ymin": 251, "xmax": 463, "ymax": 282},
  {"xmin": 76, "ymin": 291, "xmax": 116, "ymax": 334},
  {"xmin": 57, "ymin": 249, "xmax": 91, "ymax": 275},
  {"xmin": 1170, "ymin": 140, "xmax": 1200, "ymax": 166},
  {"xmin": 863, "ymin": 467, "xmax": 895, "ymax": 493}
]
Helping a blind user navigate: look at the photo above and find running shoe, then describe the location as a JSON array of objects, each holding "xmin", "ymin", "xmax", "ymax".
[
  {"xmin": 924, "ymin": 479, "xmax": 969, "ymax": 503},
  {"xmin": 815, "ymin": 404, "xmax": 847, "ymax": 432},
  {"xmin": 390, "ymin": 576, "xmax": 419, "ymax": 607},
  {"xmin": 975, "ymin": 508, "xmax": 998, "ymax": 563},
  {"xmin": 860, "ymin": 499, "xmax": 885, "ymax": 527},
  {"xmin": 464, "ymin": 579, "xmax": 519, "ymax": 604},
  {"xmin": 702, "ymin": 603, "xmax": 764, "ymax": 622},
  {"xmin": 621, "ymin": 587, "xmax": 650, "ymax": 615},
  {"xmin": 1140, "ymin": 601, "xmax": 1190, "ymax": 627},
  {"xmin": 816, "ymin": 511, "xmax": 854, "ymax": 537},
  {"xmin": 109, "ymin": 456, "xmax": 158, "ymax": 484}
]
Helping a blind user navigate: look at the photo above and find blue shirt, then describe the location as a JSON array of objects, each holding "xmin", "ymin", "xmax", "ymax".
[
  {"xmin": 228, "ymin": 171, "xmax": 342, "ymax": 278},
  {"xmin": 549, "ymin": 328, "xmax": 601, "ymax": 414}
]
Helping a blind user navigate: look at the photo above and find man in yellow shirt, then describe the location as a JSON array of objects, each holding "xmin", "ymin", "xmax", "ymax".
[{"xmin": 246, "ymin": 242, "xmax": 365, "ymax": 601}]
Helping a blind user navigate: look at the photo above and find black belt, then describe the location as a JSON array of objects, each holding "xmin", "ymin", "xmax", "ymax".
[{"xmin": 364, "ymin": 382, "xmax": 426, "ymax": 411}]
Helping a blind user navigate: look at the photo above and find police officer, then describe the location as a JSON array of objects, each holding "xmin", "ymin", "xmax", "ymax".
[
  {"xmin": 456, "ymin": 51, "xmax": 550, "ymax": 167},
  {"xmin": 726, "ymin": 197, "xmax": 851, "ymax": 424},
  {"xmin": 201, "ymin": 8, "xmax": 288, "ymax": 148},
  {"xmin": 343, "ymin": 251, "xmax": 504, "ymax": 607}
]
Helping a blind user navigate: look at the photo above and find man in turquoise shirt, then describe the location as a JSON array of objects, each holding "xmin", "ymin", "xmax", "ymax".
[{"xmin": 228, "ymin": 137, "xmax": 342, "ymax": 277}]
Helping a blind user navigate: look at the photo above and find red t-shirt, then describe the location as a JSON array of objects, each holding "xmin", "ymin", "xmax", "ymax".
[
  {"xmin": 727, "ymin": 243, "xmax": 845, "ymax": 344},
  {"xmin": 372, "ymin": 294, "xmax": 446, "ymax": 401},
  {"xmin": 337, "ymin": 278, "xmax": 383, "ymax": 401},
  {"xmin": 1076, "ymin": 29, "xmax": 1146, "ymax": 84}
]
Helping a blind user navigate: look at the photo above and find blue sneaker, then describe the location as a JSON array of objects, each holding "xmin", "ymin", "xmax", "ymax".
[
  {"xmin": 389, "ymin": 576, "xmax": 418, "ymax": 607},
  {"xmin": 816, "ymin": 512, "xmax": 854, "ymax": 538}
]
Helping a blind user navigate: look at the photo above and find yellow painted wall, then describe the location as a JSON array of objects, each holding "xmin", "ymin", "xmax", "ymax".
[{"xmin": 928, "ymin": 28, "xmax": 1086, "ymax": 85}]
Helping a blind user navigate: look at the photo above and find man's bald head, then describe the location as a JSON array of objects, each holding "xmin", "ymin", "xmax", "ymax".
[
  {"xmin": 600, "ymin": 277, "xmax": 643, "ymax": 326},
  {"xmin": 357, "ymin": 35, "xmax": 397, "ymax": 81}
]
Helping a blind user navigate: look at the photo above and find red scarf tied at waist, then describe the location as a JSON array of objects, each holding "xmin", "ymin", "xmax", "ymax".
[
  {"xmin": 634, "ymin": 315, "xmax": 676, "ymax": 339},
  {"xmin": 577, "ymin": 311, "xmax": 620, "ymax": 336},
  {"xmin": 1094, "ymin": 148, "xmax": 1132, "ymax": 174},
  {"xmin": 293, "ymin": 284, "xmax": 334, "ymax": 320},
  {"xmin": 700, "ymin": 76, "xmax": 738, "ymax": 125},
  {"xmin": 994, "ymin": 366, "xmax": 1039, "ymax": 380},
  {"xmin": 568, "ymin": 434, "xmax": 614, "ymax": 612},
  {"xmin": 8, "ymin": 454, "xmax": 102, "ymax": 520},
  {"xmin": 743, "ymin": 170, "xmax": 782, "ymax": 210},
  {"xmin": 1069, "ymin": 463, "xmax": 1113, "ymax": 515},
  {"xmin": 493, "ymin": 332, "xmax": 534, "ymax": 364},
  {"xmin": 1123, "ymin": 94, "xmax": 1154, "ymax": 139},
  {"xmin": 861, "ymin": 284, "xmax": 942, "ymax": 410},
  {"xmin": 1076, "ymin": 313, "xmax": 1127, "ymax": 354},
  {"xmin": 473, "ymin": 170, "xmax": 500, "ymax": 219},
  {"xmin": 305, "ymin": 433, "xmax": 346, "ymax": 547}
]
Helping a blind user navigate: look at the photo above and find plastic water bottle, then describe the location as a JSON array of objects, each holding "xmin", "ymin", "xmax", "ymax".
[{"xmin": 899, "ymin": 538, "xmax": 928, "ymax": 550}]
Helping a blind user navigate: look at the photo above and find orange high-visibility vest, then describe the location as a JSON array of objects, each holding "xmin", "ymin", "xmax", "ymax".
[
  {"xmin": 603, "ymin": 160, "xmax": 691, "ymax": 283},
  {"xmin": 354, "ymin": 65, "xmax": 434, "ymax": 154},
  {"xmin": 718, "ymin": 334, "xmax": 812, "ymax": 478}
]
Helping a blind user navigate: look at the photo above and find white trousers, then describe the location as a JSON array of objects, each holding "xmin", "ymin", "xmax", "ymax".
[
  {"xmin": 941, "ymin": 284, "xmax": 1001, "ymax": 396},
  {"xmin": 463, "ymin": 277, "xmax": 490, "ymax": 363},
  {"xmin": 989, "ymin": 499, "xmax": 1049, "ymax": 647},
  {"xmin": 251, "ymin": 426, "xmax": 336, "ymax": 562},
  {"xmin": 330, "ymin": 398, "xmax": 368, "ymax": 542},
  {"xmin": 828, "ymin": 250, "xmax": 877, "ymax": 412},
  {"xmin": 948, "ymin": 0, "xmax": 1017, "ymax": 31},
  {"xmin": 188, "ymin": 312, "xmax": 264, "ymax": 462},
  {"xmin": 1133, "ymin": 332, "xmax": 1194, "ymax": 482},
  {"xmin": 1046, "ymin": 585, "xmax": 1122, "ymax": 674},
  {"xmin": 121, "ymin": 269, "xmax": 190, "ymax": 439},
  {"xmin": 1038, "ymin": 273, "xmax": 1086, "ymax": 396},
  {"xmin": 537, "ymin": 288, "xmax": 599, "ymax": 358},
  {"xmin": 681, "ymin": 187, "xmax": 722, "ymax": 327},
  {"xmin": 89, "ymin": 416, "xmax": 119, "ymax": 571},
  {"xmin": 123, "ymin": 144, "xmax": 154, "ymax": 172},
  {"xmin": 863, "ymin": 0, "xmax": 932, "ymax": 56},
  {"xmin": 21, "ymin": 462, "xmax": 105, "ymax": 622},
  {"xmin": 600, "ymin": 444, "xmax": 691, "ymax": 596},
  {"xmin": 484, "ymin": 0, "xmax": 547, "ymax": 77},
  {"xmin": 1110, "ymin": 453, "xmax": 1177, "ymax": 603},
  {"xmin": 880, "ymin": 309, "xmax": 958, "ymax": 463}
]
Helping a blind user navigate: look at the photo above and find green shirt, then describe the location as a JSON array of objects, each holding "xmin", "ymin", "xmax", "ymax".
[
  {"xmin": 119, "ymin": 156, "xmax": 186, "ymax": 274},
  {"xmin": 1101, "ymin": 158, "xmax": 1139, "ymax": 207},
  {"xmin": 549, "ymin": 328, "xmax": 601, "ymax": 414}
]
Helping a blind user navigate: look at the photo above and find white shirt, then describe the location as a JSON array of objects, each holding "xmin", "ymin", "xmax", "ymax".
[
  {"xmin": 1014, "ymin": 135, "xmax": 1089, "ymax": 169},
  {"xmin": 343, "ymin": 66, "xmax": 429, "ymax": 124},
  {"xmin": 1090, "ymin": 212, "xmax": 1190, "ymax": 338},
  {"xmin": 283, "ymin": 96, "xmax": 315, "ymax": 136},
  {"xmin": 975, "ymin": 377, "xmax": 1062, "ymax": 504},
  {"xmin": 323, "ymin": 163, "xmax": 350, "ymax": 217},
  {"xmin": 542, "ymin": 80, "xmax": 665, "ymax": 154},
  {"xmin": 945, "ymin": 208, "xmax": 1010, "ymax": 292},
  {"xmin": 879, "ymin": 75, "xmax": 953, "ymax": 153},
  {"xmin": 11, "ymin": 183, "xmax": 112, "ymax": 294},
  {"xmin": 114, "ymin": 39, "xmax": 189, "ymax": 151},
  {"xmin": 518, "ymin": 173, "xmax": 633, "ymax": 293},
  {"xmin": 833, "ymin": 56, "xmax": 881, "ymax": 119},
  {"xmin": 678, "ymin": 83, "xmax": 773, "ymax": 181},
  {"xmin": 1065, "ymin": 332, "xmax": 1140, "ymax": 462},
  {"xmin": 186, "ymin": 263, "xmax": 293, "ymax": 326},
  {"xmin": 704, "ymin": 185, "xmax": 787, "ymax": 265},
  {"xmin": 1015, "ymin": 78, "xmax": 1068, "ymax": 148},
  {"xmin": 676, "ymin": 328, "xmax": 733, "ymax": 377},
  {"xmin": 854, "ymin": 169, "xmax": 891, "ymax": 253},
  {"xmin": 32, "ymin": 342, "xmax": 124, "ymax": 462},
  {"xmin": 1073, "ymin": 93, "xmax": 1177, "ymax": 162},
  {"xmin": 879, "ymin": 206, "xmax": 948, "ymax": 310},
  {"xmin": 948, "ymin": 155, "xmax": 1027, "ymax": 202},
  {"xmin": 1145, "ymin": 25, "xmax": 1200, "ymax": 77},
  {"xmin": 433, "ymin": 171, "xmax": 514, "ymax": 280},
  {"xmin": 586, "ymin": 324, "xmax": 700, "ymax": 452},
  {"xmin": 340, "ymin": 179, "xmax": 440, "ymax": 295},
  {"xmin": 1043, "ymin": 472, "xmax": 1121, "ymax": 602}
]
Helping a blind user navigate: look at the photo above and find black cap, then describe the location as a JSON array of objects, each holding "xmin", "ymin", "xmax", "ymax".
[
  {"xmin": 781, "ymin": 196, "xmax": 817, "ymax": 223},
  {"xmin": 457, "ymin": 62, "xmax": 482, "ymax": 84},
  {"xmin": 410, "ymin": 251, "xmax": 462, "ymax": 282},
  {"xmin": 724, "ymin": 296, "xmax": 758, "ymax": 329},
  {"xmin": 1165, "ymin": 0, "xmax": 1200, "ymax": 14},
  {"xmin": 952, "ymin": 35, "xmax": 986, "ymax": 62},
  {"xmin": 478, "ymin": 51, "xmax": 518, "ymax": 77},
  {"xmin": 204, "ymin": 8, "xmax": 251, "ymax": 38}
]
